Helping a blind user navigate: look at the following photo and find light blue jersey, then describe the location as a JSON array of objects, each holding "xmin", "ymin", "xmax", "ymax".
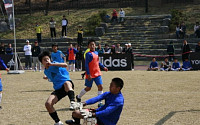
[
  {"xmin": 51, "ymin": 50, "xmax": 65, "ymax": 63},
  {"xmin": 44, "ymin": 62, "xmax": 71, "ymax": 90}
]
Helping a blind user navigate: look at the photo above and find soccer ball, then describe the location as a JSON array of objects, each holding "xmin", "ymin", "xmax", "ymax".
[{"xmin": 82, "ymin": 118, "xmax": 97, "ymax": 125}]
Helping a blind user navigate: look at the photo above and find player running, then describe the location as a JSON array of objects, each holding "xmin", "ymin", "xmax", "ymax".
[{"xmin": 76, "ymin": 39, "xmax": 108, "ymax": 107}]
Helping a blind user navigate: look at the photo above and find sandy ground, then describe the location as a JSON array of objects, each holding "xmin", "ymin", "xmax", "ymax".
[{"xmin": 0, "ymin": 70, "xmax": 200, "ymax": 125}]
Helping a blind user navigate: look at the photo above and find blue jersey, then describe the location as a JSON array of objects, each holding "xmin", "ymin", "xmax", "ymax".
[
  {"xmin": 172, "ymin": 62, "xmax": 180, "ymax": 69},
  {"xmin": 182, "ymin": 61, "xmax": 192, "ymax": 69},
  {"xmin": 150, "ymin": 61, "xmax": 158, "ymax": 68},
  {"xmin": 51, "ymin": 50, "xmax": 65, "ymax": 63},
  {"xmin": 86, "ymin": 92, "xmax": 124, "ymax": 125},
  {"xmin": 44, "ymin": 61, "xmax": 71, "ymax": 90},
  {"xmin": 0, "ymin": 57, "xmax": 7, "ymax": 70}
]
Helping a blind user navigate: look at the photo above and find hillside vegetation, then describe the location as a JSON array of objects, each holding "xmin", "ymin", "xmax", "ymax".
[{"xmin": 0, "ymin": 4, "xmax": 200, "ymax": 39}]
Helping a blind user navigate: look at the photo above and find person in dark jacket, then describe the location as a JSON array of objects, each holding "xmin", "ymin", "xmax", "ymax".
[
  {"xmin": 195, "ymin": 41, "xmax": 200, "ymax": 52},
  {"xmin": 167, "ymin": 41, "xmax": 175, "ymax": 61},
  {"xmin": 31, "ymin": 41, "xmax": 41, "ymax": 71},
  {"xmin": 181, "ymin": 40, "xmax": 191, "ymax": 62},
  {"xmin": 75, "ymin": 45, "xmax": 83, "ymax": 71},
  {"xmin": 77, "ymin": 25, "xmax": 83, "ymax": 46},
  {"xmin": 0, "ymin": 42, "xmax": 5, "ymax": 55},
  {"xmin": 5, "ymin": 43, "xmax": 13, "ymax": 55}
]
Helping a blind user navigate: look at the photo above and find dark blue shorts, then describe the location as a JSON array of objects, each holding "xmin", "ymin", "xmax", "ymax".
[
  {"xmin": 85, "ymin": 76, "xmax": 103, "ymax": 87},
  {"xmin": 69, "ymin": 60, "xmax": 75, "ymax": 64}
]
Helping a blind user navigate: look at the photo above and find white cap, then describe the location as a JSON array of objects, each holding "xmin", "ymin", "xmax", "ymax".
[
  {"xmin": 128, "ymin": 43, "xmax": 131, "ymax": 46},
  {"xmin": 125, "ymin": 43, "xmax": 128, "ymax": 46},
  {"xmin": 26, "ymin": 40, "xmax": 29, "ymax": 43}
]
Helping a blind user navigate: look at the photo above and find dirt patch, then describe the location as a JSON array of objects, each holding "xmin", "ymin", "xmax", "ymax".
[{"xmin": 0, "ymin": 70, "xmax": 199, "ymax": 125}]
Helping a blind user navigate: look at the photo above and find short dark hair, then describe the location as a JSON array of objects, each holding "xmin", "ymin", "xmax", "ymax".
[
  {"xmin": 88, "ymin": 39, "xmax": 95, "ymax": 45},
  {"xmin": 112, "ymin": 78, "xmax": 124, "ymax": 90},
  {"xmin": 38, "ymin": 51, "xmax": 51, "ymax": 63},
  {"xmin": 52, "ymin": 43, "xmax": 58, "ymax": 48}
]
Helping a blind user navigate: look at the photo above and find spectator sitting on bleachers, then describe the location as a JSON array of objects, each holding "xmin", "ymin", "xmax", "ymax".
[
  {"xmin": 96, "ymin": 44, "xmax": 104, "ymax": 54},
  {"xmin": 182, "ymin": 58, "xmax": 192, "ymax": 71},
  {"xmin": 147, "ymin": 57, "xmax": 158, "ymax": 71},
  {"xmin": 176, "ymin": 24, "xmax": 181, "ymax": 39},
  {"xmin": 0, "ymin": 42, "xmax": 5, "ymax": 55},
  {"xmin": 111, "ymin": 45, "xmax": 115, "ymax": 54},
  {"xmin": 195, "ymin": 41, "xmax": 200, "ymax": 52},
  {"xmin": 104, "ymin": 44, "xmax": 111, "ymax": 54},
  {"xmin": 115, "ymin": 43, "xmax": 123, "ymax": 53},
  {"xmin": 180, "ymin": 22, "xmax": 186, "ymax": 39},
  {"xmin": 5, "ymin": 43, "xmax": 13, "ymax": 55},
  {"xmin": 171, "ymin": 58, "xmax": 181, "ymax": 71},
  {"xmin": 194, "ymin": 22, "xmax": 200, "ymax": 38},
  {"xmin": 160, "ymin": 57, "xmax": 171, "ymax": 71}
]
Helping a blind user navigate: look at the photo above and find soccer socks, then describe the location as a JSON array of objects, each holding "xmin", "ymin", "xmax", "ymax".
[
  {"xmin": 73, "ymin": 64, "xmax": 75, "ymax": 72},
  {"xmin": 77, "ymin": 89, "xmax": 87, "ymax": 99},
  {"xmin": 68, "ymin": 90, "xmax": 75, "ymax": 102},
  {"xmin": 0, "ymin": 93, "xmax": 2, "ymax": 106},
  {"xmin": 98, "ymin": 91, "xmax": 103, "ymax": 104},
  {"xmin": 49, "ymin": 111, "xmax": 60, "ymax": 123},
  {"xmin": 68, "ymin": 65, "xmax": 72, "ymax": 71}
]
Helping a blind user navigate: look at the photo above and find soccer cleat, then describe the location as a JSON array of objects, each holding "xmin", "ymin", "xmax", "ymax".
[
  {"xmin": 76, "ymin": 95, "xmax": 81, "ymax": 102},
  {"xmin": 65, "ymin": 120, "xmax": 80, "ymax": 125},
  {"xmin": 69, "ymin": 101, "xmax": 76, "ymax": 110},
  {"xmin": 54, "ymin": 121, "xmax": 64, "ymax": 125},
  {"xmin": 81, "ymin": 73, "xmax": 85, "ymax": 79}
]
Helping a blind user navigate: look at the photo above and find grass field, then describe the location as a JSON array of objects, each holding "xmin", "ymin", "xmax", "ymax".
[{"xmin": 0, "ymin": 70, "xmax": 199, "ymax": 125}]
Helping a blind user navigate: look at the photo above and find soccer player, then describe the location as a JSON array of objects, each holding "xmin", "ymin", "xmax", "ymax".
[
  {"xmin": 67, "ymin": 44, "xmax": 78, "ymax": 72},
  {"xmin": 0, "ymin": 57, "xmax": 9, "ymax": 110},
  {"xmin": 160, "ymin": 57, "xmax": 171, "ymax": 71},
  {"xmin": 76, "ymin": 39, "xmax": 108, "ymax": 106},
  {"xmin": 51, "ymin": 43, "xmax": 65, "ymax": 63},
  {"xmin": 147, "ymin": 57, "xmax": 159, "ymax": 71},
  {"xmin": 171, "ymin": 58, "xmax": 181, "ymax": 71},
  {"xmin": 66, "ymin": 77, "xmax": 124, "ymax": 125},
  {"xmin": 182, "ymin": 58, "xmax": 192, "ymax": 71},
  {"xmin": 81, "ymin": 45, "xmax": 90, "ymax": 79},
  {"xmin": 38, "ymin": 51, "xmax": 75, "ymax": 125}
]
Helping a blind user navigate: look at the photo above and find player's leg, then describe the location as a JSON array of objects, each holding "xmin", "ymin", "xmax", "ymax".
[
  {"xmin": 68, "ymin": 60, "xmax": 72, "ymax": 72},
  {"xmin": 33, "ymin": 57, "xmax": 37, "ymax": 71},
  {"xmin": 76, "ymin": 79, "xmax": 93, "ymax": 102},
  {"xmin": 65, "ymin": 110, "xmax": 83, "ymax": 124},
  {"xmin": 0, "ymin": 79, "xmax": 3, "ymax": 109},
  {"xmin": 94, "ymin": 76, "xmax": 104, "ymax": 106},
  {"xmin": 45, "ymin": 94, "xmax": 63, "ymax": 124},
  {"xmin": 63, "ymin": 81, "xmax": 76, "ymax": 110},
  {"xmin": 72, "ymin": 60, "xmax": 75, "ymax": 72}
]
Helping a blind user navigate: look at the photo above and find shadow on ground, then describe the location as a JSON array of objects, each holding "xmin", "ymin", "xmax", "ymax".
[{"xmin": 155, "ymin": 109, "xmax": 200, "ymax": 125}]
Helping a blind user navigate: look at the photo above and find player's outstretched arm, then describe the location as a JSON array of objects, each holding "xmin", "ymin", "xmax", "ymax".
[{"xmin": 48, "ymin": 63, "xmax": 68, "ymax": 67}]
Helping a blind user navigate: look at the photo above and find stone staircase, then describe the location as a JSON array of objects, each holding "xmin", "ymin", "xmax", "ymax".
[{"xmin": 100, "ymin": 14, "xmax": 200, "ymax": 61}]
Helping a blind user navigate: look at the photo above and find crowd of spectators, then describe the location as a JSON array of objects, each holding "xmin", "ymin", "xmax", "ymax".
[
  {"xmin": 175, "ymin": 22, "xmax": 186, "ymax": 39},
  {"xmin": 0, "ymin": 42, "xmax": 13, "ymax": 55},
  {"xmin": 147, "ymin": 57, "xmax": 192, "ymax": 71}
]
